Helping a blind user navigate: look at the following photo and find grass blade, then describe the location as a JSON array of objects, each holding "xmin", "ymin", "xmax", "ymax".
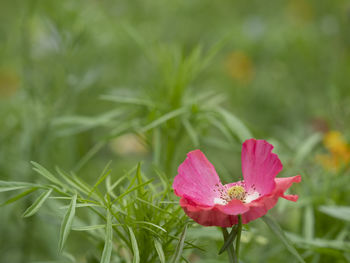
[
  {"xmin": 319, "ymin": 206, "xmax": 350, "ymax": 222},
  {"xmin": 128, "ymin": 227, "xmax": 140, "ymax": 263},
  {"xmin": 0, "ymin": 181, "xmax": 38, "ymax": 192},
  {"xmin": 294, "ymin": 133, "xmax": 322, "ymax": 166},
  {"xmin": 139, "ymin": 108, "xmax": 187, "ymax": 133},
  {"xmin": 171, "ymin": 224, "xmax": 188, "ymax": 263},
  {"xmin": 216, "ymin": 108, "xmax": 252, "ymax": 143},
  {"xmin": 262, "ymin": 215, "xmax": 305, "ymax": 263},
  {"xmin": 58, "ymin": 193, "xmax": 77, "ymax": 253},
  {"xmin": 89, "ymin": 161, "xmax": 112, "ymax": 196},
  {"xmin": 22, "ymin": 189, "xmax": 53, "ymax": 217},
  {"xmin": 112, "ymin": 179, "xmax": 153, "ymax": 204},
  {"xmin": 73, "ymin": 223, "xmax": 122, "ymax": 231},
  {"xmin": 100, "ymin": 94, "xmax": 154, "ymax": 107},
  {"xmin": 100, "ymin": 209, "xmax": 113, "ymax": 263},
  {"xmin": 219, "ymin": 225, "xmax": 238, "ymax": 255},
  {"xmin": 1, "ymin": 187, "xmax": 38, "ymax": 206},
  {"xmin": 31, "ymin": 161, "xmax": 63, "ymax": 187},
  {"xmin": 154, "ymin": 238, "xmax": 165, "ymax": 263}
]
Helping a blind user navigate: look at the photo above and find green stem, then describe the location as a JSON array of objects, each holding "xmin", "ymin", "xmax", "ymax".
[
  {"xmin": 235, "ymin": 215, "xmax": 242, "ymax": 261},
  {"xmin": 221, "ymin": 228, "xmax": 236, "ymax": 263}
]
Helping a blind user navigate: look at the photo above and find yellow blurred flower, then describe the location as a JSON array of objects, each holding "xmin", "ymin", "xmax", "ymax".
[
  {"xmin": 225, "ymin": 51, "xmax": 254, "ymax": 84},
  {"xmin": 0, "ymin": 68, "xmax": 20, "ymax": 98},
  {"xmin": 316, "ymin": 131, "xmax": 350, "ymax": 172},
  {"xmin": 109, "ymin": 133, "xmax": 148, "ymax": 156}
]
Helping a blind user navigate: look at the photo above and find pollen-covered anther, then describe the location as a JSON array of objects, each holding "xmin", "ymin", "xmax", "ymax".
[{"xmin": 227, "ymin": 185, "xmax": 246, "ymax": 201}]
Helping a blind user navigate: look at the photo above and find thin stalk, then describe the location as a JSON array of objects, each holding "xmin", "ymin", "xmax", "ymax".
[
  {"xmin": 235, "ymin": 215, "xmax": 242, "ymax": 261},
  {"xmin": 221, "ymin": 228, "xmax": 236, "ymax": 263}
]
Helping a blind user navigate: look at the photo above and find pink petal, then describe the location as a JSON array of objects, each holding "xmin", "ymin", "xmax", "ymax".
[
  {"xmin": 241, "ymin": 139, "xmax": 283, "ymax": 196},
  {"xmin": 216, "ymin": 199, "xmax": 249, "ymax": 215},
  {"xmin": 179, "ymin": 175, "xmax": 301, "ymax": 226},
  {"xmin": 173, "ymin": 150, "xmax": 223, "ymax": 206},
  {"xmin": 240, "ymin": 175, "xmax": 301, "ymax": 223}
]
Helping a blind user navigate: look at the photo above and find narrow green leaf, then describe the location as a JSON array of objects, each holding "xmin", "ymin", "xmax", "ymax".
[
  {"xmin": 100, "ymin": 94, "xmax": 154, "ymax": 107},
  {"xmin": 303, "ymin": 205, "xmax": 314, "ymax": 240},
  {"xmin": 128, "ymin": 227, "xmax": 140, "ymax": 263},
  {"xmin": 219, "ymin": 225, "xmax": 238, "ymax": 255},
  {"xmin": 262, "ymin": 215, "xmax": 305, "ymax": 263},
  {"xmin": 112, "ymin": 179, "xmax": 153, "ymax": 204},
  {"xmin": 221, "ymin": 228, "xmax": 236, "ymax": 263},
  {"xmin": 100, "ymin": 209, "xmax": 113, "ymax": 263},
  {"xmin": 89, "ymin": 161, "xmax": 112, "ymax": 196},
  {"xmin": 171, "ymin": 224, "xmax": 188, "ymax": 263},
  {"xmin": 31, "ymin": 161, "xmax": 63, "ymax": 186},
  {"xmin": 56, "ymin": 168, "xmax": 89, "ymax": 195},
  {"xmin": 319, "ymin": 206, "xmax": 350, "ymax": 222},
  {"xmin": 59, "ymin": 203, "xmax": 102, "ymax": 209},
  {"xmin": 108, "ymin": 165, "xmax": 138, "ymax": 194},
  {"xmin": 153, "ymin": 128, "xmax": 161, "ymax": 166},
  {"xmin": 182, "ymin": 118, "xmax": 199, "ymax": 147},
  {"xmin": 154, "ymin": 238, "xmax": 165, "ymax": 263},
  {"xmin": 140, "ymin": 108, "xmax": 187, "ymax": 133},
  {"xmin": 216, "ymin": 108, "xmax": 252, "ymax": 143},
  {"xmin": 73, "ymin": 223, "xmax": 122, "ymax": 231},
  {"xmin": 134, "ymin": 221, "xmax": 167, "ymax": 233},
  {"xmin": 58, "ymin": 193, "xmax": 77, "ymax": 253},
  {"xmin": 294, "ymin": 133, "xmax": 322, "ymax": 166},
  {"xmin": 0, "ymin": 180, "xmax": 37, "ymax": 192},
  {"xmin": 1, "ymin": 187, "xmax": 38, "ymax": 206},
  {"xmin": 22, "ymin": 189, "xmax": 52, "ymax": 217}
]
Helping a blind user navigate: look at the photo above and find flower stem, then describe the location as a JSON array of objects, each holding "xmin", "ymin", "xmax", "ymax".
[
  {"xmin": 221, "ymin": 228, "xmax": 235, "ymax": 263},
  {"xmin": 235, "ymin": 215, "xmax": 242, "ymax": 261}
]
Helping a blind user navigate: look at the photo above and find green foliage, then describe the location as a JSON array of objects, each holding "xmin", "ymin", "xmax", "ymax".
[{"xmin": 1, "ymin": 0, "xmax": 350, "ymax": 262}]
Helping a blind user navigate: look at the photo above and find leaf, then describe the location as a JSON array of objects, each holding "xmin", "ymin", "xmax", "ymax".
[
  {"xmin": 154, "ymin": 238, "xmax": 165, "ymax": 263},
  {"xmin": 58, "ymin": 193, "xmax": 77, "ymax": 253},
  {"xmin": 171, "ymin": 224, "xmax": 188, "ymax": 263},
  {"xmin": 100, "ymin": 209, "xmax": 113, "ymax": 263},
  {"xmin": 56, "ymin": 168, "xmax": 89, "ymax": 195},
  {"xmin": 262, "ymin": 215, "xmax": 305, "ymax": 263},
  {"xmin": 216, "ymin": 108, "xmax": 252, "ymax": 143},
  {"xmin": 182, "ymin": 118, "xmax": 199, "ymax": 147},
  {"xmin": 294, "ymin": 133, "xmax": 322, "ymax": 166},
  {"xmin": 139, "ymin": 108, "xmax": 187, "ymax": 133},
  {"xmin": 73, "ymin": 223, "xmax": 122, "ymax": 231},
  {"xmin": 89, "ymin": 161, "xmax": 112, "ymax": 196},
  {"xmin": 319, "ymin": 206, "xmax": 350, "ymax": 222},
  {"xmin": 112, "ymin": 179, "xmax": 153, "ymax": 204},
  {"xmin": 287, "ymin": 232, "xmax": 350, "ymax": 251},
  {"xmin": 1, "ymin": 187, "xmax": 38, "ymax": 206},
  {"xmin": 100, "ymin": 94, "xmax": 154, "ymax": 107},
  {"xmin": 128, "ymin": 227, "xmax": 140, "ymax": 263},
  {"xmin": 303, "ymin": 205, "xmax": 314, "ymax": 240},
  {"xmin": 31, "ymin": 161, "xmax": 63, "ymax": 187},
  {"xmin": 134, "ymin": 221, "xmax": 167, "ymax": 233},
  {"xmin": 0, "ymin": 180, "xmax": 38, "ymax": 192},
  {"xmin": 219, "ymin": 225, "xmax": 238, "ymax": 255},
  {"xmin": 22, "ymin": 189, "xmax": 53, "ymax": 217}
]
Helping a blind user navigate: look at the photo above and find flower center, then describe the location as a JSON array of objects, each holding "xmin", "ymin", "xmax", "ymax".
[{"xmin": 227, "ymin": 185, "xmax": 246, "ymax": 201}]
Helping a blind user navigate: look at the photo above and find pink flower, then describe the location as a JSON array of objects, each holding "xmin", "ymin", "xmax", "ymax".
[{"xmin": 173, "ymin": 139, "xmax": 301, "ymax": 227}]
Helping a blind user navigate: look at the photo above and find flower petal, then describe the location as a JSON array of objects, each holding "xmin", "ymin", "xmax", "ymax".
[
  {"xmin": 216, "ymin": 199, "xmax": 249, "ymax": 215},
  {"xmin": 173, "ymin": 150, "xmax": 223, "ymax": 206},
  {"xmin": 178, "ymin": 176, "xmax": 300, "ymax": 227},
  {"xmin": 240, "ymin": 175, "xmax": 301, "ymax": 224},
  {"xmin": 241, "ymin": 139, "xmax": 283, "ymax": 196}
]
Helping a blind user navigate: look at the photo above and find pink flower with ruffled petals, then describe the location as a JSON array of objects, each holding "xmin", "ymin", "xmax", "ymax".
[{"xmin": 173, "ymin": 139, "xmax": 301, "ymax": 227}]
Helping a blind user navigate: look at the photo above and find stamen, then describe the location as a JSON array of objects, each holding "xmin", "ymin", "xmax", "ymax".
[{"xmin": 227, "ymin": 185, "xmax": 246, "ymax": 201}]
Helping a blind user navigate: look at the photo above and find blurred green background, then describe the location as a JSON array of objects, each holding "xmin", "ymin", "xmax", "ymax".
[{"xmin": 1, "ymin": 0, "xmax": 350, "ymax": 262}]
